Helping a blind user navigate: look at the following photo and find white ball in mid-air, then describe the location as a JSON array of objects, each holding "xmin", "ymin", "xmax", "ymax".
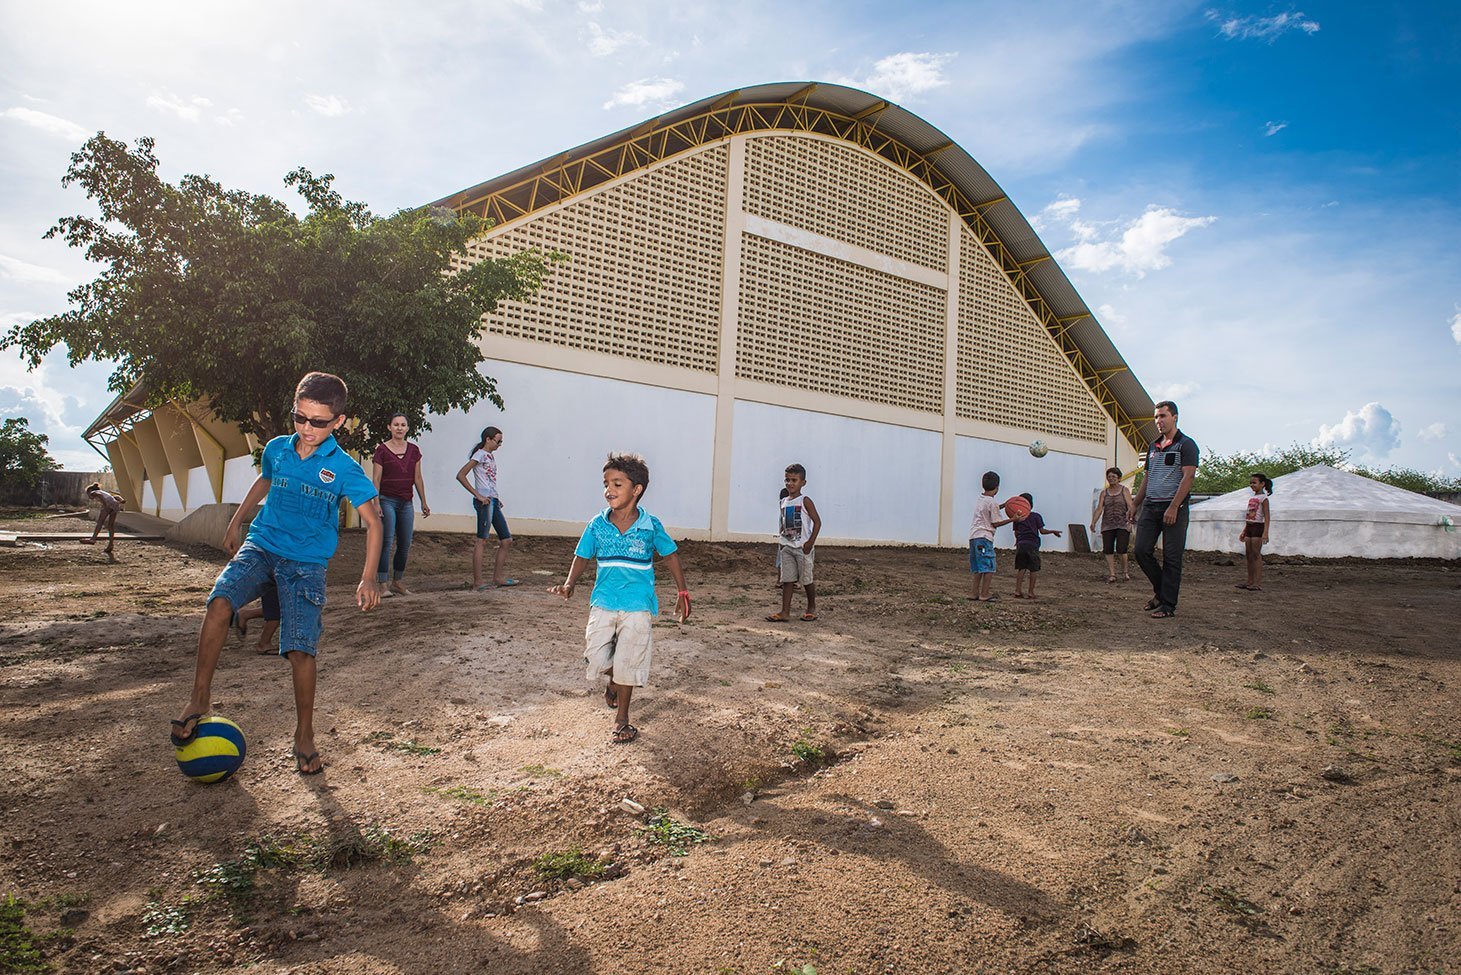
[{"xmin": 1029, "ymin": 440, "xmax": 1049, "ymax": 458}]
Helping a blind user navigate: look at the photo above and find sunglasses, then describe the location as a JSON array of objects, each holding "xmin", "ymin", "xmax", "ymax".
[{"xmin": 292, "ymin": 411, "xmax": 338, "ymax": 429}]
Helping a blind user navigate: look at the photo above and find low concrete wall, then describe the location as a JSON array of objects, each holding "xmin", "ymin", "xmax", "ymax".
[{"xmin": 164, "ymin": 503, "xmax": 253, "ymax": 551}]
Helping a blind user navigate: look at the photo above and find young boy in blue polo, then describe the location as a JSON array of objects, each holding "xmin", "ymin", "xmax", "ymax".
[
  {"xmin": 549, "ymin": 453, "xmax": 690, "ymax": 744},
  {"xmin": 171, "ymin": 372, "xmax": 383, "ymax": 775}
]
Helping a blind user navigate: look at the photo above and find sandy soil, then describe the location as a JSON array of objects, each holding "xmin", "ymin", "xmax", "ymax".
[{"xmin": 1, "ymin": 508, "xmax": 1458, "ymax": 975}]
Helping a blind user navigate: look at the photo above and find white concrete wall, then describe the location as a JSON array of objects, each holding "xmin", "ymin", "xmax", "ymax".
[
  {"xmin": 951, "ymin": 437, "xmax": 1106, "ymax": 550},
  {"xmin": 415, "ymin": 360, "xmax": 718, "ymax": 532},
  {"xmin": 728, "ymin": 401, "xmax": 943, "ymax": 544},
  {"xmin": 157, "ymin": 470, "xmax": 192, "ymax": 521},
  {"xmin": 222, "ymin": 455, "xmax": 259, "ymax": 503},
  {"xmin": 1188, "ymin": 519, "xmax": 1461, "ymax": 559}
]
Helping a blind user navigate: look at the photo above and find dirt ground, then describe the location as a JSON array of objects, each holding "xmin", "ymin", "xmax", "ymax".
[{"xmin": 1, "ymin": 507, "xmax": 1458, "ymax": 975}]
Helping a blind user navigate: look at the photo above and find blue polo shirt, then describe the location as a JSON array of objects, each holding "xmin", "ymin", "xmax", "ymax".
[
  {"xmin": 574, "ymin": 506, "xmax": 678, "ymax": 615},
  {"xmin": 249, "ymin": 434, "xmax": 378, "ymax": 565}
]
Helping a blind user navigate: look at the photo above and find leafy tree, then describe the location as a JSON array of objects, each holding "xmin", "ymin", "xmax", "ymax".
[
  {"xmin": 3, "ymin": 134, "xmax": 559, "ymax": 453},
  {"xmin": 0, "ymin": 417, "xmax": 60, "ymax": 489},
  {"xmin": 1189, "ymin": 442, "xmax": 1460, "ymax": 496}
]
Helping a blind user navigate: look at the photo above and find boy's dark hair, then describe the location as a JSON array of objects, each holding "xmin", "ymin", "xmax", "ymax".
[
  {"xmin": 1106, "ymin": 466, "xmax": 1122, "ymax": 479},
  {"xmin": 1155, "ymin": 399, "xmax": 1178, "ymax": 416},
  {"xmin": 605, "ymin": 453, "xmax": 650, "ymax": 498},
  {"xmin": 785, "ymin": 463, "xmax": 806, "ymax": 478},
  {"xmin": 1019, "ymin": 492, "xmax": 1033, "ymax": 504},
  {"xmin": 295, "ymin": 372, "xmax": 348, "ymax": 416},
  {"xmin": 981, "ymin": 470, "xmax": 1000, "ymax": 491},
  {"xmin": 1252, "ymin": 471, "xmax": 1274, "ymax": 495}
]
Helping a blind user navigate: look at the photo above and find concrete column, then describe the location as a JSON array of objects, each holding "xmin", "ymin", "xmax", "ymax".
[
  {"xmin": 154, "ymin": 405, "xmax": 203, "ymax": 510},
  {"xmin": 708, "ymin": 135, "xmax": 748, "ymax": 542},
  {"xmin": 131, "ymin": 417, "xmax": 170, "ymax": 517},
  {"xmin": 106, "ymin": 440, "xmax": 141, "ymax": 512},
  {"xmin": 937, "ymin": 213, "xmax": 962, "ymax": 546}
]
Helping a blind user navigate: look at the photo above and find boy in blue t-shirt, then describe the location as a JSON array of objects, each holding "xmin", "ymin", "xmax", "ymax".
[
  {"xmin": 1011, "ymin": 492, "xmax": 1062, "ymax": 600},
  {"xmin": 550, "ymin": 453, "xmax": 690, "ymax": 745},
  {"xmin": 171, "ymin": 372, "xmax": 383, "ymax": 775}
]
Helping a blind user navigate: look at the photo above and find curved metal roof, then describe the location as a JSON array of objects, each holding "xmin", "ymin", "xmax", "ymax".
[{"xmin": 435, "ymin": 81, "xmax": 1155, "ymax": 451}]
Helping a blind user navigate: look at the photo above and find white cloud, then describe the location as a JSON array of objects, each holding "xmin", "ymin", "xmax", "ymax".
[
  {"xmin": 838, "ymin": 51, "xmax": 955, "ymax": 102},
  {"xmin": 602, "ymin": 77, "xmax": 684, "ymax": 111},
  {"xmin": 1263, "ymin": 120, "xmax": 1288, "ymax": 137},
  {"xmin": 1, "ymin": 106, "xmax": 88, "ymax": 141},
  {"xmin": 146, "ymin": 89, "xmax": 212, "ymax": 122},
  {"xmin": 1450, "ymin": 310, "xmax": 1461, "ymax": 346},
  {"xmin": 1209, "ymin": 10, "xmax": 1321, "ymax": 41},
  {"xmin": 0, "ymin": 254, "xmax": 69, "ymax": 286},
  {"xmin": 1316, "ymin": 402, "xmax": 1402, "ymax": 459},
  {"xmin": 1450, "ymin": 452, "xmax": 1461, "ymax": 471},
  {"xmin": 1153, "ymin": 382, "xmax": 1200, "ymax": 404},
  {"xmin": 216, "ymin": 108, "xmax": 244, "ymax": 126},
  {"xmin": 1418, "ymin": 422, "xmax": 1447, "ymax": 441},
  {"xmin": 577, "ymin": 0, "xmax": 603, "ymax": 11},
  {"xmin": 1095, "ymin": 302, "xmax": 1125, "ymax": 325},
  {"xmin": 304, "ymin": 93, "xmax": 349, "ymax": 117},
  {"xmin": 584, "ymin": 22, "xmax": 644, "ymax": 57},
  {"xmin": 1052, "ymin": 203, "xmax": 1217, "ymax": 277}
]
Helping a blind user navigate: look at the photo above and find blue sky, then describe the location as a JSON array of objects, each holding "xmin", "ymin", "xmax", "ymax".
[{"xmin": 2, "ymin": 0, "xmax": 1458, "ymax": 475}]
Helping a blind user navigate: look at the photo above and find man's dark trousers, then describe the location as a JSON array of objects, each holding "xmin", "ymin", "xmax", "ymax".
[{"xmin": 1133, "ymin": 502, "xmax": 1189, "ymax": 612}]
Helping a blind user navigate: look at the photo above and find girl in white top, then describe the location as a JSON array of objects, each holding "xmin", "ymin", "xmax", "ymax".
[{"xmin": 455, "ymin": 426, "xmax": 517, "ymax": 591}]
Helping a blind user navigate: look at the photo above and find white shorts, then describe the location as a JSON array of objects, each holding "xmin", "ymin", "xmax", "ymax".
[
  {"xmin": 584, "ymin": 606, "xmax": 654, "ymax": 688},
  {"xmin": 778, "ymin": 544, "xmax": 814, "ymax": 585}
]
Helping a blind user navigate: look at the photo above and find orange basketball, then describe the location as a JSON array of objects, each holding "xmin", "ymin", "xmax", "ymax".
[{"xmin": 1003, "ymin": 496, "xmax": 1032, "ymax": 521}]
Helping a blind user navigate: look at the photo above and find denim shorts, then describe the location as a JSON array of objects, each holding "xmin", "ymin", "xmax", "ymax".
[
  {"xmin": 473, "ymin": 497, "xmax": 511, "ymax": 540},
  {"xmin": 968, "ymin": 537, "xmax": 996, "ymax": 574},
  {"xmin": 208, "ymin": 540, "xmax": 327, "ymax": 656}
]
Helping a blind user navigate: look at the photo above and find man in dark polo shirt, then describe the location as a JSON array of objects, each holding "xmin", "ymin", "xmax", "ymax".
[{"xmin": 1129, "ymin": 400, "xmax": 1199, "ymax": 618}]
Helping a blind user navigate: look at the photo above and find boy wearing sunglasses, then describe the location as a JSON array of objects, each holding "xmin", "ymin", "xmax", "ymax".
[{"xmin": 172, "ymin": 372, "xmax": 383, "ymax": 775}]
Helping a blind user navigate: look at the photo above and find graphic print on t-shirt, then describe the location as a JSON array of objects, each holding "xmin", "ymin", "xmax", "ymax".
[{"xmin": 780, "ymin": 499, "xmax": 803, "ymax": 542}]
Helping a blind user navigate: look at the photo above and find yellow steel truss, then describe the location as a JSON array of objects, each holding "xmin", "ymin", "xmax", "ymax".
[{"xmin": 446, "ymin": 101, "xmax": 1146, "ymax": 452}]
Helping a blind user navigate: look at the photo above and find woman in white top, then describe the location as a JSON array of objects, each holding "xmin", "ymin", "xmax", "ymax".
[{"xmin": 455, "ymin": 426, "xmax": 517, "ymax": 591}]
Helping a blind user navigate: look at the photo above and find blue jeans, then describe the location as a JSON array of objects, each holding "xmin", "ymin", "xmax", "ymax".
[
  {"xmin": 209, "ymin": 541, "xmax": 326, "ymax": 656},
  {"xmin": 377, "ymin": 495, "xmax": 415, "ymax": 582}
]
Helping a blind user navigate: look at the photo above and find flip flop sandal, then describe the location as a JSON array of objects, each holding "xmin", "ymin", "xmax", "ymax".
[
  {"xmin": 610, "ymin": 724, "xmax": 639, "ymax": 744},
  {"xmin": 1144, "ymin": 598, "xmax": 1162, "ymax": 611},
  {"xmin": 495, "ymin": 579, "xmax": 520, "ymax": 587},
  {"xmin": 170, "ymin": 713, "xmax": 204, "ymax": 747},
  {"xmin": 294, "ymin": 750, "xmax": 324, "ymax": 775},
  {"xmin": 800, "ymin": 613, "xmax": 818, "ymax": 621},
  {"xmin": 765, "ymin": 614, "xmax": 789, "ymax": 622},
  {"xmin": 1150, "ymin": 608, "xmax": 1176, "ymax": 619}
]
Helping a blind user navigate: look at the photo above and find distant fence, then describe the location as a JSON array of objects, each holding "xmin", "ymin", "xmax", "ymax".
[{"xmin": 0, "ymin": 471, "xmax": 117, "ymax": 507}]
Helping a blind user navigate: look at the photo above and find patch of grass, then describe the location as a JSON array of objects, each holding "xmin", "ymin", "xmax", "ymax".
[
  {"xmin": 141, "ymin": 892, "xmax": 194, "ymax": 939},
  {"xmin": 532, "ymin": 848, "xmax": 605, "ymax": 882},
  {"xmin": 1245, "ymin": 707, "xmax": 1275, "ymax": 721},
  {"xmin": 0, "ymin": 894, "xmax": 49, "ymax": 974},
  {"xmin": 196, "ymin": 825, "xmax": 433, "ymax": 906},
  {"xmin": 383, "ymin": 739, "xmax": 441, "ymax": 756},
  {"xmin": 790, "ymin": 739, "xmax": 824, "ymax": 764},
  {"xmin": 1203, "ymin": 884, "xmax": 1264, "ymax": 919},
  {"xmin": 362, "ymin": 730, "xmax": 396, "ymax": 743},
  {"xmin": 1243, "ymin": 680, "xmax": 1276, "ymax": 695},
  {"xmin": 425, "ymin": 785, "xmax": 496, "ymax": 805},
  {"xmin": 638, "ymin": 807, "xmax": 711, "ymax": 857},
  {"xmin": 1166, "ymin": 727, "xmax": 1191, "ymax": 738},
  {"xmin": 948, "ymin": 662, "xmax": 968, "ymax": 674},
  {"xmin": 25, "ymin": 892, "xmax": 88, "ymax": 913},
  {"xmin": 519, "ymin": 764, "xmax": 563, "ymax": 779},
  {"xmin": 330, "ymin": 825, "xmax": 433, "ymax": 868}
]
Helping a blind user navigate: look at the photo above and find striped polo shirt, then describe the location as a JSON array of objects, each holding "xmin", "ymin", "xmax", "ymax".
[
  {"xmin": 574, "ymin": 506, "xmax": 678, "ymax": 615},
  {"xmin": 1142, "ymin": 430, "xmax": 1200, "ymax": 506}
]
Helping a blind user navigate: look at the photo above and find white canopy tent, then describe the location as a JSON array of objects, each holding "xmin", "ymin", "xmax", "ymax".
[{"xmin": 1187, "ymin": 464, "xmax": 1459, "ymax": 559}]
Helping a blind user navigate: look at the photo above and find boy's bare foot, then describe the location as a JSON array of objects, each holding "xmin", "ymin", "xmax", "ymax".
[
  {"xmin": 254, "ymin": 642, "xmax": 276, "ymax": 655},
  {"xmin": 1013, "ymin": 592, "xmax": 1026, "ymax": 598},
  {"xmin": 389, "ymin": 581, "xmax": 412, "ymax": 595}
]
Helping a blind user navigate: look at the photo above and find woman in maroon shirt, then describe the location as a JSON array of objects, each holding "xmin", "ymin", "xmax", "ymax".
[{"xmin": 371, "ymin": 414, "xmax": 431, "ymax": 595}]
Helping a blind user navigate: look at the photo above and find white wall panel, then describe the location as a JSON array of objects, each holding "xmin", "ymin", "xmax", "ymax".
[
  {"xmin": 416, "ymin": 360, "xmax": 717, "ymax": 532},
  {"xmin": 952, "ymin": 438, "xmax": 1106, "ymax": 550},
  {"xmin": 728, "ymin": 401, "xmax": 943, "ymax": 543},
  {"xmin": 222, "ymin": 455, "xmax": 258, "ymax": 504}
]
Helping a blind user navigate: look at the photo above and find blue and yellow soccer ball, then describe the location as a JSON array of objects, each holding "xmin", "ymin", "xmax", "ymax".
[{"xmin": 174, "ymin": 716, "xmax": 246, "ymax": 783}]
